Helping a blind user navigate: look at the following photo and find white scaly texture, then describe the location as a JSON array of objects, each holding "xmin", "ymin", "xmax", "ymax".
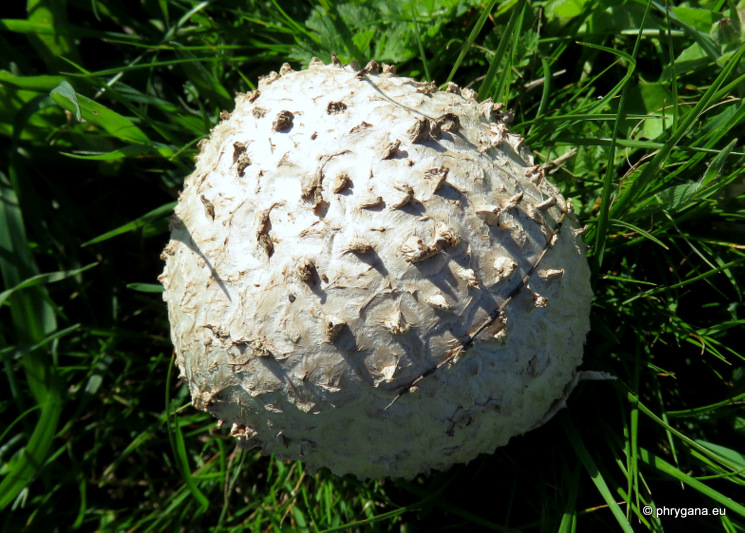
[{"xmin": 160, "ymin": 58, "xmax": 593, "ymax": 479}]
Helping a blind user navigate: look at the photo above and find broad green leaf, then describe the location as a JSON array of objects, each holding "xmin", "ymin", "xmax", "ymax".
[
  {"xmin": 635, "ymin": 82, "xmax": 674, "ymax": 140},
  {"xmin": 710, "ymin": 16, "xmax": 742, "ymax": 48},
  {"xmin": 671, "ymin": 6, "xmax": 718, "ymax": 32},
  {"xmin": 650, "ymin": 0, "xmax": 721, "ymax": 60},
  {"xmin": 549, "ymin": 0, "xmax": 591, "ymax": 18},
  {"xmin": 661, "ymin": 42, "xmax": 713, "ymax": 81}
]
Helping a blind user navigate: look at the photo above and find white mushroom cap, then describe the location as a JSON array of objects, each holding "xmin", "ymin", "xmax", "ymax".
[{"xmin": 159, "ymin": 59, "xmax": 592, "ymax": 479}]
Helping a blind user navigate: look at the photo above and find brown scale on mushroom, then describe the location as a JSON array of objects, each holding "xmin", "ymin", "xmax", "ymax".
[
  {"xmin": 408, "ymin": 118, "xmax": 432, "ymax": 144},
  {"xmin": 327, "ymin": 101, "xmax": 347, "ymax": 114},
  {"xmin": 273, "ymin": 110, "xmax": 294, "ymax": 132},
  {"xmin": 332, "ymin": 172, "xmax": 351, "ymax": 193},
  {"xmin": 380, "ymin": 139, "xmax": 401, "ymax": 160},
  {"xmin": 233, "ymin": 141, "xmax": 252, "ymax": 176}
]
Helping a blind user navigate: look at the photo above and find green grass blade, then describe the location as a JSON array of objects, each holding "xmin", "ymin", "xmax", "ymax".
[
  {"xmin": 478, "ymin": 0, "xmax": 526, "ymax": 100},
  {"xmin": 126, "ymin": 283, "xmax": 165, "ymax": 293},
  {"xmin": 25, "ymin": 0, "xmax": 81, "ymax": 72},
  {"xmin": 700, "ymin": 138, "xmax": 737, "ymax": 189},
  {"xmin": 0, "ymin": 404, "xmax": 42, "ymax": 446},
  {"xmin": 558, "ymin": 462, "xmax": 580, "ymax": 532},
  {"xmin": 410, "ymin": 1, "xmax": 431, "ymax": 82},
  {"xmin": 0, "ymin": 263, "xmax": 97, "ymax": 308},
  {"xmin": 630, "ymin": 392, "xmax": 745, "ymax": 474},
  {"xmin": 666, "ymin": 392, "xmax": 745, "ymax": 418},
  {"xmin": 696, "ymin": 441, "xmax": 745, "ymax": 472},
  {"xmin": 49, "ymin": 80, "xmax": 81, "ymax": 121},
  {"xmin": 165, "ymin": 353, "xmax": 210, "ymax": 512},
  {"xmin": 561, "ymin": 413, "xmax": 634, "ymax": 532},
  {"xmin": 0, "ymin": 393, "xmax": 63, "ymax": 510},
  {"xmin": 446, "ymin": 0, "xmax": 499, "ymax": 84},
  {"xmin": 639, "ymin": 448, "xmax": 745, "ymax": 517},
  {"xmin": 623, "ymin": 258, "xmax": 744, "ymax": 305},
  {"xmin": 571, "ymin": 43, "xmax": 636, "ymax": 115},
  {"xmin": 58, "ymin": 144, "xmax": 167, "ymax": 160},
  {"xmin": 650, "ymin": 0, "xmax": 721, "ymax": 61},
  {"xmin": 0, "ymin": 70, "xmax": 66, "ymax": 91},
  {"xmin": 583, "ymin": 0, "xmax": 650, "ymax": 272},
  {"xmin": 0, "ymin": 169, "xmax": 64, "ymax": 510},
  {"xmin": 50, "ymin": 80, "xmax": 152, "ymax": 144},
  {"xmin": 81, "ymin": 201, "xmax": 176, "ymax": 246},
  {"xmin": 609, "ymin": 43, "xmax": 745, "ymax": 219},
  {"xmin": 0, "ymin": 324, "xmax": 81, "ymax": 365},
  {"xmin": 609, "ymin": 219, "xmax": 669, "ymax": 250}
]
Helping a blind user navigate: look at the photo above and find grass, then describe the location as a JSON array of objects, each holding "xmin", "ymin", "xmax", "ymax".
[{"xmin": 1, "ymin": 0, "xmax": 744, "ymax": 530}]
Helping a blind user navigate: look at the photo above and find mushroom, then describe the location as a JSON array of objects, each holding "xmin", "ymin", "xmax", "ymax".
[{"xmin": 159, "ymin": 58, "xmax": 592, "ymax": 479}]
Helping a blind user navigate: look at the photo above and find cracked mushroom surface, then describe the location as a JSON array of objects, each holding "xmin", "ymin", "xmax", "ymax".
[{"xmin": 159, "ymin": 59, "xmax": 593, "ymax": 480}]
